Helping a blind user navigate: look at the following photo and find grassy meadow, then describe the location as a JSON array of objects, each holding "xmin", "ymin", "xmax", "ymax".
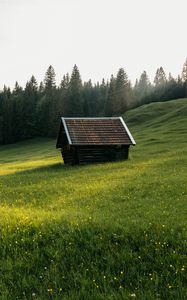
[{"xmin": 0, "ymin": 99, "xmax": 187, "ymax": 299}]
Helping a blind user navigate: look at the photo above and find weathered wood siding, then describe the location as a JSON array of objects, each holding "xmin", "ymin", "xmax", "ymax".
[{"xmin": 62, "ymin": 145, "xmax": 129, "ymax": 165}]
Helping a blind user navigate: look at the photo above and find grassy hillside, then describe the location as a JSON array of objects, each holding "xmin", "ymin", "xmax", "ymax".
[
  {"xmin": 0, "ymin": 99, "xmax": 187, "ymax": 299},
  {"xmin": 125, "ymin": 98, "xmax": 187, "ymax": 159}
]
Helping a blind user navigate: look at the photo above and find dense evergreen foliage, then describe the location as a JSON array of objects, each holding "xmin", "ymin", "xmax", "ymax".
[{"xmin": 0, "ymin": 61, "xmax": 187, "ymax": 145}]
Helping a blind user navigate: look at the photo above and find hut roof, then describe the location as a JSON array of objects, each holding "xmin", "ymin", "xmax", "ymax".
[{"xmin": 56, "ymin": 117, "xmax": 136, "ymax": 147}]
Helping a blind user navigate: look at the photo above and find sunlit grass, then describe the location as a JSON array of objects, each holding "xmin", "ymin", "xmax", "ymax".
[{"xmin": 0, "ymin": 99, "xmax": 187, "ymax": 299}]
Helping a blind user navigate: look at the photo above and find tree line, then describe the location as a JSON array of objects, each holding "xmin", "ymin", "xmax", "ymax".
[{"xmin": 0, "ymin": 59, "xmax": 187, "ymax": 145}]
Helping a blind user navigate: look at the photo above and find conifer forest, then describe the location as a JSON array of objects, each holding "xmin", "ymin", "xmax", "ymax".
[{"xmin": 0, "ymin": 60, "xmax": 187, "ymax": 145}]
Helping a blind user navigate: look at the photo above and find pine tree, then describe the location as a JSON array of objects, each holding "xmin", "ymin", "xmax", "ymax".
[
  {"xmin": 134, "ymin": 71, "xmax": 151, "ymax": 104},
  {"xmin": 23, "ymin": 76, "xmax": 38, "ymax": 138},
  {"xmin": 44, "ymin": 65, "xmax": 56, "ymax": 90},
  {"xmin": 43, "ymin": 65, "xmax": 58, "ymax": 136},
  {"xmin": 67, "ymin": 65, "xmax": 83, "ymax": 116},
  {"xmin": 104, "ymin": 75, "xmax": 116, "ymax": 116},
  {"xmin": 154, "ymin": 67, "xmax": 167, "ymax": 86},
  {"xmin": 36, "ymin": 66, "xmax": 57, "ymax": 136},
  {"xmin": 11, "ymin": 82, "xmax": 24, "ymax": 141},
  {"xmin": 115, "ymin": 68, "xmax": 130, "ymax": 114},
  {"xmin": 139, "ymin": 71, "xmax": 150, "ymax": 90},
  {"xmin": 60, "ymin": 73, "xmax": 70, "ymax": 90},
  {"xmin": 98, "ymin": 79, "xmax": 108, "ymax": 115},
  {"xmin": 53, "ymin": 73, "xmax": 69, "ymax": 122},
  {"xmin": 82, "ymin": 80, "xmax": 93, "ymax": 116},
  {"xmin": 152, "ymin": 67, "xmax": 168, "ymax": 102}
]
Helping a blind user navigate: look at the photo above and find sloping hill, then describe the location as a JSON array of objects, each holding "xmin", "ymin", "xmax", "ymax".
[
  {"xmin": 124, "ymin": 98, "xmax": 187, "ymax": 159},
  {"xmin": 125, "ymin": 98, "xmax": 187, "ymax": 129},
  {"xmin": 0, "ymin": 99, "xmax": 186, "ymax": 299}
]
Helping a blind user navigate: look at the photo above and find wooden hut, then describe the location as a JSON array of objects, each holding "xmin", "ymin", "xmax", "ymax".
[{"xmin": 56, "ymin": 117, "xmax": 136, "ymax": 165}]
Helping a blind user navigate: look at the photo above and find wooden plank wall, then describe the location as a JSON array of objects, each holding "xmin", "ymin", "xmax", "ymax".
[{"xmin": 62, "ymin": 145, "xmax": 129, "ymax": 165}]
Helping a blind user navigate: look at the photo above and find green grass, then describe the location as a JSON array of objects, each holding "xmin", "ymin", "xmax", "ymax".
[{"xmin": 0, "ymin": 99, "xmax": 187, "ymax": 299}]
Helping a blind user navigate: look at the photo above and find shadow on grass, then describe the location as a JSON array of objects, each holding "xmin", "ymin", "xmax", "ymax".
[
  {"xmin": 13, "ymin": 161, "xmax": 99, "ymax": 175},
  {"xmin": 0, "ymin": 162, "xmax": 75, "ymax": 178},
  {"xmin": 30, "ymin": 162, "xmax": 67, "ymax": 173},
  {"xmin": 0, "ymin": 159, "xmax": 120, "ymax": 178}
]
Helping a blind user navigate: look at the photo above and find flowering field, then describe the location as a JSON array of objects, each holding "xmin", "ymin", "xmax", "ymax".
[{"xmin": 0, "ymin": 99, "xmax": 187, "ymax": 299}]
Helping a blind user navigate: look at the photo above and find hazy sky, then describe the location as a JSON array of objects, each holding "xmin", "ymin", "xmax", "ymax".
[{"xmin": 0, "ymin": 0, "xmax": 187, "ymax": 89}]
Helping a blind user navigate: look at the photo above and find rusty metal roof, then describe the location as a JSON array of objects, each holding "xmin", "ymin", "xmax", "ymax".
[{"xmin": 56, "ymin": 117, "xmax": 136, "ymax": 147}]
